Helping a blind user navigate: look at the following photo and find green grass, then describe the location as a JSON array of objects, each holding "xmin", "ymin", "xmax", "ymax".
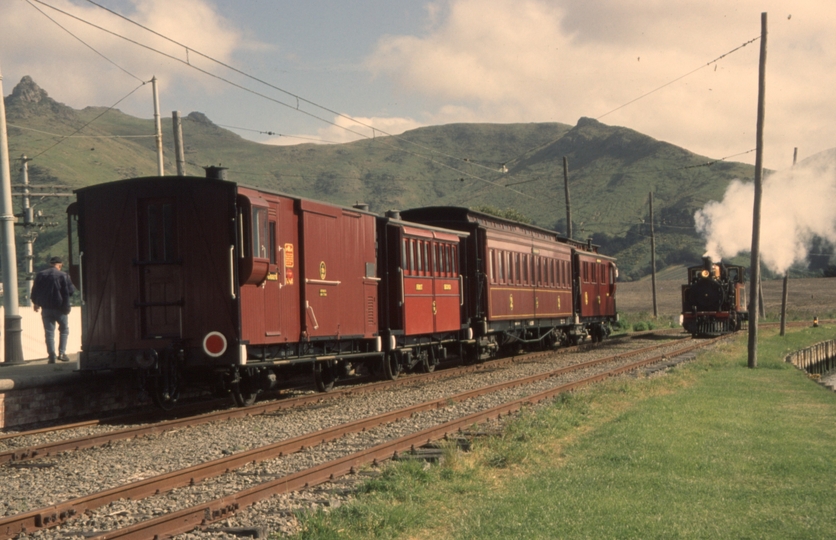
[{"xmin": 287, "ymin": 325, "xmax": 836, "ymax": 539}]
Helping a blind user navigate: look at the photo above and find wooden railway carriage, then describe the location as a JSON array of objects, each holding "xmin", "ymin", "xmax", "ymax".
[
  {"xmin": 399, "ymin": 207, "xmax": 618, "ymax": 360},
  {"xmin": 67, "ymin": 173, "xmax": 382, "ymax": 408},
  {"xmin": 376, "ymin": 212, "xmax": 469, "ymax": 377}
]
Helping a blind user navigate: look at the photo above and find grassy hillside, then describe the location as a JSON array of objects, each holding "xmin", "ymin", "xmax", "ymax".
[{"xmin": 4, "ymin": 75, "xmax": 760, "ymax": 280}]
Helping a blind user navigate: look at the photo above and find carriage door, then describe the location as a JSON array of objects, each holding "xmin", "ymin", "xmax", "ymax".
[
  {"xmin": 137, "ymin": 198, "xmax": 182, "ymax": 338},
  {"xmin": 263, "ymin": 211, "xmax": 282, "ymax": 337}
]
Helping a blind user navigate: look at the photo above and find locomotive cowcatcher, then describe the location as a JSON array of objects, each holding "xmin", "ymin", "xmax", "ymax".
[
  {"xmin": 681, "ymin": 257, "xmax": 748, "ymax": 337},
  {"xmin": 65, "ymin": 170, "xmax": 468, "ymax": 408}
]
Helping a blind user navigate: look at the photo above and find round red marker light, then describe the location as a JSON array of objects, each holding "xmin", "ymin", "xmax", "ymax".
[{"xmin": 203, "ymin": 331, "xmax": 227, "ymax": 357}]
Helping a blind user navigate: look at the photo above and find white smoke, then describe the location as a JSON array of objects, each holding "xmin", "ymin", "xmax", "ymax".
[{"xmin": 694, "ymin": 152, "xmax": 836, "ymax": 275}]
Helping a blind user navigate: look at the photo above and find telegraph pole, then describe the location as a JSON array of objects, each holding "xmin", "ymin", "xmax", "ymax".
[
  {"xmin": 172, "ymin": 110, "xmax": 185, "ymax": 176},
  {"xmin": 563, "ymin": 157, "xmax": 572, "ymax": 238},
  {"xmin": 0, "ymin": 63, "xmax": 24, "ymax": 365},
  {"xmin": 779, "ymin": 147, "xmax": 796, "ymax": 337},
  {"xmin": 649, "ymin": 192, "xmax": 658, "ymax": 318},
  {"xmin": 748, "ymin": 12, "xmax": 768, "ymax": 369}
]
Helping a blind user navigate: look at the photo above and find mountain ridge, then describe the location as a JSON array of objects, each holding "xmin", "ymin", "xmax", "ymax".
[{"xmin": 2, "ymin": 75, "xmax": 810, "ymax": 280}]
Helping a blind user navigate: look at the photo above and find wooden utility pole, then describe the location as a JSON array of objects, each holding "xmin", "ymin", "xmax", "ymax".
[
  {"xmin": 748, "ymin": 12, "xmax": 768, "ymax": 369},
  {"xmin": 780, "ymin": 147, "xmax": 797, "ymax": 337},
  {"xmin": 172, "ymin": 111, "xmax": 186, "ymax": 176},
  {"xmin": 563, "ymin": 157, "xmax": 572, "ymax": 238},
  {"xmin": 649, "ymin": 192, "xmax": 658, "ymax": 318}
]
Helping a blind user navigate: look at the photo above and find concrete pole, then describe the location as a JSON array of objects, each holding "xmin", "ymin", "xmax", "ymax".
[
  {"xmin": 20, "ymin": 155, "xmax": 35, "ymax": 307},
  {"xmin": 748, "ymin": 12, "xmax": 768, "ymax": 369},
  {"xmin": 172, "ymin": 110, "xmax": 185, "ymax": 176},
  {"xmin": 0, "ymin": 64, "xmax": 24, "ymax": 365},
  {"xmin": 152, "ymin": 76, "xmax": 164, "ymax": 176}
]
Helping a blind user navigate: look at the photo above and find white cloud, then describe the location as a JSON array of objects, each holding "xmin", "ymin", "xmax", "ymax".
[
  {"xmin": 365, "ymin": 0, "xmax": 836, "ymax": 169},
  {"xmin": 0, "ymin": 0, "xmax": 244, "ymax": 113},
  {"xmin": 266, "ymin": 115, "xmax": 424, "ymax": 146}
]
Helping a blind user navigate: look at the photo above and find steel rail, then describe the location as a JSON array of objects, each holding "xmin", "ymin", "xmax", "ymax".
[
  {"xmin": 0, "ymin": 335, "xmax": 702, "ymax": 539},
  {"xmin": 89, "ymin": 337, "xmax": 722, "ymax": 540},
  {"xmin": 1, "ymin": 332, "xmax": 673, "ymax": 465}
]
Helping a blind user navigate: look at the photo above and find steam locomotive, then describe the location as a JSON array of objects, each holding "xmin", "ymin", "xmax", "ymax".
[
  {"xmin": 681, "ymin": 257, "xmax": 748, "ymax": 337},
  {"xmin": 65, "ymin": 169, "xmax": 618, "ymax": 409}
]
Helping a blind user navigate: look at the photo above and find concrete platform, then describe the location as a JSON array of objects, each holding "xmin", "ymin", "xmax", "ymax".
[
  {"xmin": 0, "ymin": 354, "xmax": 81, "ymax": 391},
  {"xmin": 0, "ymin": 307, "xmax": 82, "ymax": 391}
]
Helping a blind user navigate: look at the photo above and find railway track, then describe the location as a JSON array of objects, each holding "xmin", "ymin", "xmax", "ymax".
[
  {"xmin": 0, "ymin": 330, "xmax": 673, "ymax": 464},
  {"xmin": 0, "ymin": 333, "xmax": 718, "ymax": 539}
]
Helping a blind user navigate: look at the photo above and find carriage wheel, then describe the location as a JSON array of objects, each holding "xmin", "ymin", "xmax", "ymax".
[
  {"xmin": 382, "ymin": 352, "xmax": 400, "ymax": 380},
  {"xmin": 151, "ymin": 351, "xmax": 181, "ymax": 411},
  {"xmin": 314, "ymin": 360, "xmax": 337, "ymax": 392},
  {"xmin": 420, "ymin": 350, "xmax": 436, "ymax": 373},
  {"xmin": 230, "ymin": 369, "xmax": 260, "ymax": 407}
]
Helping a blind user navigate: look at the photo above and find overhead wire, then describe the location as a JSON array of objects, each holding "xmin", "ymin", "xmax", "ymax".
[
  {"xmin": 79, "ymin": 0, "xmax": 510, "ymax": 176},
  {"xmin": 27, "ymin": 0, "xmax": 763, "ymax": 209},
  {"xmin": 8, "ymin": 124, "xmax": 156, "ymax": 139},
  {"xmin": 497, "ymin": 36, "xmax": 763, "ymax": 172},
  {"xmin": 24, "ymin": 0, "xmax": 144, "ymax": 84},
  {"xmin": 32, "ymin": 0, "xmax": 524, "ymax": 196},
  {"xmin": 26, "ymin": 82, "xmax": 148, "ymax": 161}
]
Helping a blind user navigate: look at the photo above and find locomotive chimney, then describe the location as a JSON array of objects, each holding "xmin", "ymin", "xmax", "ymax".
[
  {"xmin": 385, "ymin": 210, "xmax": 401, "ymax": 220},
  {"xmin": 703, "ymin": 256, "xmax": 714, "ymax": 272},
  {"xmin": 204, "ymin": 165, "xmax": 228, "ymax": 180}
]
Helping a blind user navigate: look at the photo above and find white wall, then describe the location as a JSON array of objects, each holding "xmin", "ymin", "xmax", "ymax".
[{"xmin": 0, "ymin": 307, "xmax": 82, "ymax": 362}]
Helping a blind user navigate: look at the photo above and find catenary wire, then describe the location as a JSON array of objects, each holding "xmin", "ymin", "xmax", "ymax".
[
  {"xmin": 24, "ymin": 0, "xmax": 144, "ymax": 83},
  {"xmin": 79, "ymin": 0, "xmax": 509, "ymax": 176},
  {"xmin": 32, "ymin": 0, "xmax": 524, "ymax": 196},
  {"xmin": 26, "ymin": 82, "xmax": 148, "ymax": 161}
]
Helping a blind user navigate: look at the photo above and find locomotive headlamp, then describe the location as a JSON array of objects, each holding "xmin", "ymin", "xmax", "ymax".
[{"xmin": 700, "ymin": 269, "xmax": 710, "ymax": 278}]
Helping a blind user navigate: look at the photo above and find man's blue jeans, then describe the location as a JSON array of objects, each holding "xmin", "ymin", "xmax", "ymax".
[{"xmin": 41, "ymin": 308, "xmax": 69, "ymax": 360}]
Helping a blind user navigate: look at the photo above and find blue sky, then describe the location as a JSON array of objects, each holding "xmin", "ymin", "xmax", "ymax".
[{"xmin": 2, "ymin": 0, "xmax": 834, "ymax": 170}]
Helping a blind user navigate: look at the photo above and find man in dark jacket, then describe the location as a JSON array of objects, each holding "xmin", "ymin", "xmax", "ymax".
[{"xmin": 31, "ymin": 256, "xmax": 76, "ymax": 363}]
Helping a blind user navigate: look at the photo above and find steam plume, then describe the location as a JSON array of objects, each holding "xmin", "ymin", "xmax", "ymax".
[{"xmin": 694, "ymin": 151, "xmax": 836, "ymax": 275}]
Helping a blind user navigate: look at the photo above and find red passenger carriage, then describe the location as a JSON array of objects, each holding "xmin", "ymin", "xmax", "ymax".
[
  {"xmin": 399, "ymin": 207, "xmax": 618, "ymax": 360},
  {"xmin": 66, "ymin": 171, "xmax": 468, "ymax": 408},
  {"xmin": 68, "ymin": 172, "xmax": 383, "ymax": 407}
]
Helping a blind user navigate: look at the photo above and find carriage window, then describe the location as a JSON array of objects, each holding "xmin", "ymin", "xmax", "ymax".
[
  {"xmin": 424, "ymin": 242, "xmax": 431, "ymax": 276},
  {"xmin": 442, "ymin": 245, "xmax": 449, "ymax": 276},
  {"xmin": 409, "ymin": 240, "xmax": 416, "ymax": 275},
  {"xmin": 402, "ymin": 239, "xmax": 408, "ymax": 274},
  {"xmin": 522, "ymin": 255, "xmax": 529, "ymax": 285},
  {"xmin": 499, "ymin": 251, "xmax": 506, "ymax": 283},
  {"xmin": 416, "ymin": 241, "xmax": 424, "ymax": 274},
  {"xmin": 489, "ymin": 249, "xmax": 495, "ymax": 283},
  {"xmin": 268, "ymin": 221, "xmax": 277, "ymax": 264},
  {"xmin": 251, "ymin": 206, "xmax": 268, "ymax": 259},
  {"xmin": 451, "ymin": 245, "xmax": 458, "ymax": 275},
  {"xmin": 433, "ymin": 243, "xmax": 440, "ymax": 276},
  {"xmin": 514, "ymin": 253, "xmax": 521, "ymax": 285},
  {"xmin": 146, "ymin": 200, "xmax": 176, "ymax": 262}
]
